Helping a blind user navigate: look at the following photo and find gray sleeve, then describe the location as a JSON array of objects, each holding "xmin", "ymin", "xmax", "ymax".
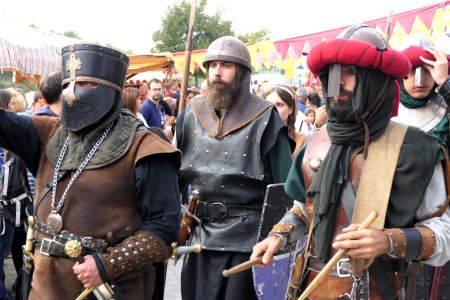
[{"xmin": 415, "ymin": 162, "xmax": 450, "ymax": 266}]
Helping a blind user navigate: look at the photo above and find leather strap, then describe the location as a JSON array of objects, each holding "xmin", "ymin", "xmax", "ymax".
[
  {"xmin": 34, "ymin": 220, "xmax": 108, "ymax": 252},
  {"xmin": 34, "ymin": 170, "xmax": 68, "ymax": 218},
  {"xmin": 405, "ymin": 262, "xmax": 420, "ymax": 300},
  {"xmin": 195, "ymin": 201, "xmax": 261, "ymax": 219},
  {"xmin": 403, "ymin": 228, "xmax": 422, "ymax": 260},
  {"xmin": 351, "ymin": 121, "xmax": 408, "ymax": 276},
  {"xmin": 308, "ymin": 255, "xmax": 352, "ymax": 277},
  {"xmin": 430, "ymin": 265, "xmax": 445, "ymax": 300},
  {"xmin": 34, "ymin": 238, "xmax": 99, "ymax": 258},
  {"xmin": 369, "ymin": 259, "xmax": 397, "ymax": 300},
  {"xmin": 341, "ymin": 182, "xmax": 356, "ymax": 223},
  {"xmin": 286, "ymin": 215, "xmax": 315, "ymax": 299}
]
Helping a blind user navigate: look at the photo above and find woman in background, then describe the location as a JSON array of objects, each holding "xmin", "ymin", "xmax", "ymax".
[
  {"xmin": 263, "ymin": 84, "xmax": 308, "ymax": 157},
  {"xmin": 123, "ymin": 87, "xmax": 149, "ymax": 127}
]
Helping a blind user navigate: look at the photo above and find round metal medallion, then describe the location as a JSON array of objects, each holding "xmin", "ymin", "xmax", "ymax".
[{"xmin": 46, "ymin": 212, "xmax": 63, "ymax": 234}]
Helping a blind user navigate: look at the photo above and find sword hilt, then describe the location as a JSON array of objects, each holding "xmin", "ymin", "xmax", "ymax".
[{"xmin": 172, "ymin": 243, "xmax": 202, "ymax": 256}]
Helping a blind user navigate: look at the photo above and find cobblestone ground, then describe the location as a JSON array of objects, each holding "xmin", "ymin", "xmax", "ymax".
[
  {"xmin": 4, "ymin": 257, "xmax": 183, "ymax": 300},
  {"xmin": 4, "ymin": 257, "xmax": 16, "ymax": 298}
]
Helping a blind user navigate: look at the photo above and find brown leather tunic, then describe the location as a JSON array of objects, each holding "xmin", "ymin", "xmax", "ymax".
[
  {"xmin": 28, "ymin": 117, "xmax": 179, "ymax": 300},
  {"xmin": 300, "ymin": 126, "xmax": 403, "ymax": 300}
]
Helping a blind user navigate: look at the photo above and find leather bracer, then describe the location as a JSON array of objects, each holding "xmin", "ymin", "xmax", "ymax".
[
  {"xmin": 99, "ymin": 231, "xmax": 170, "ymax": 279},
  {"xmin": 384, "ymin": 227, "xmax": 436, "ymax": 261},
  {"xmin": 269, "ymin": 203, "xmax": 308, "ymax": 247}
]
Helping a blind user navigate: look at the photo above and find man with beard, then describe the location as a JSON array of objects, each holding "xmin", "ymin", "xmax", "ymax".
[
  {"xmin": 139, "ymin": 78, "xmax": 166, "ymax": 128},
  {"xmin": 251, "ymin": 25, "xmax": 450, "ymax": 299},
  {"xmin": 176, "ymin": 36, "xmax": 293, "ymax": 300},
  {"xmin": 0, "ymin": 44, "xmax": 181, "ymax": 299}
]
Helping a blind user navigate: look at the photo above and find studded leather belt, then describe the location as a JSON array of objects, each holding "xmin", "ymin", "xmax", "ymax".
[{"xmin": 34, "ymin": 219, "xmax": 108, "ymax": 258}]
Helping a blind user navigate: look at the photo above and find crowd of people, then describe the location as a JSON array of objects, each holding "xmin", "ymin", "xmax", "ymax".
[{"xmin": 0, "ymin": 23, "xmax": 449, "ymax": 300}]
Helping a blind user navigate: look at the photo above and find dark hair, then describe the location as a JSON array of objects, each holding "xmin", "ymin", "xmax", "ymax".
[
  {"xmin": 148, "ymin": 78, "xmax": 162, "ymax": 86},
  {"xmin": 0, "ymin": 89, "xmax": 11, "ymax": 110},
  {"xmin": 33, "ymin": 90, "xmax": 43, "ymax": 103},
  {"xmin": 122, "ymin": 87, "xmax": 140, "ymax": 115},
  {"xmin": 40, "ymin": 71, "xmax": 63, "ymax": 104},
  {"xmin": 308, "ymin": 92, "xmax": 322, "ymax": 108}
]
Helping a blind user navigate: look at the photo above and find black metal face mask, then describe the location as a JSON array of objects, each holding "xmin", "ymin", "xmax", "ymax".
[{"xmin": 61, "ymin": 44, "xmax": 129, "ymax": 131}]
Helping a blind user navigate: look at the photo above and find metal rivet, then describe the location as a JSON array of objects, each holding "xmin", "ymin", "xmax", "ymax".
[{"xmin": 309, "ymin": 157, "xmax": 322, "ymax": 172}]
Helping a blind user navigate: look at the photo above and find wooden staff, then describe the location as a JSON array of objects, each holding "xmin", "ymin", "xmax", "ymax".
[
  {"xmin": 298, "ymin": 211, "xmax": 378, "ymax": 300},
  {"xmin": 222, "ymin": 257, "xmax": 263, "ymax": 277},
  {"xmin": 178, "ymin": 0, "xmax": 197, "ymax": 114}
]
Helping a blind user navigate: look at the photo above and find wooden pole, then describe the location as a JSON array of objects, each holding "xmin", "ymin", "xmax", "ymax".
[
  {"xmin": 298, "ymin": 211, "xmax": 378, "ymax": 300},
  {"xmin": 385, "ymin": 9, "xmax": 393, "ymax": 40},
  {"xmin": 178, "ymin": 0, "xmax": 197, "ymax": 113},
  {"xmin": 222, "ymin": 257, "xmax": 263, "ymax": 277}
]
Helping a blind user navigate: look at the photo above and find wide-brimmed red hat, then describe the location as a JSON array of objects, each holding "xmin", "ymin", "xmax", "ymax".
[
  {"xmin": 402, "ymin": 46, "xmax": 435, "ymax": 68},
  {"xmin": 307, "ymin": 38, "xmax": 411, "ymax": 79},
  {"xmin": 402, "ymin": 45, "xmax": 450, "ymax": 74}
]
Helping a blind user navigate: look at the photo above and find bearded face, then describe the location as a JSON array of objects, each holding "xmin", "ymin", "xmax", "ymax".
[
  {"xmin": 206, "ymin": 64, "xmax": 242, "ymax": 110},
  {"xmin": 150, "ymin": 92, "xmax": 163, "ymax": 102},
  {"xmin": 327, "ymin": 87, "xmax": 353, "ymax": 122}
]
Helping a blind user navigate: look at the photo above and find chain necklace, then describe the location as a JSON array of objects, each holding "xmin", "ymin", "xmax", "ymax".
[{"xmin": 46, "ymin": 123, "xmax": 113, "ymax": 233}]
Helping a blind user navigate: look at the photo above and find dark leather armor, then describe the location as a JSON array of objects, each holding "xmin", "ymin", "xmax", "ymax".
[{"xmin": 179, "ymin": 98, "xmax": 273, "ymax": 252}]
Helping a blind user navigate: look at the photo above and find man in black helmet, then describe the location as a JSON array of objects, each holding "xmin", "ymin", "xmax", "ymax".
[
  {"xmin": 251, "ymin": 25, "xmax": 450, "ymax": 299},
  {"xmin": 0, "ymin": 44, "xmax": 181, "ymax": 300},
  {"xmin": 176, "ymin": 36, "xmax": 293, "ymax": 300}
]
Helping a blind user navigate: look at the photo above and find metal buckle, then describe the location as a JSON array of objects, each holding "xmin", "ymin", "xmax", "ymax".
[
  {"xmin": 81, "ymin": 236, "xmax": 93, "ymax": 248},
  {"xmin": 336, "ymin": 257, "xmax": 352, "ymax": 278},
  {"xmin": 39, "ymin": 238, "xmax": 63, "ymax": 256},
  {"xmin": 210, "ymin": 202, "xmax": 228, "ymax": 219}
]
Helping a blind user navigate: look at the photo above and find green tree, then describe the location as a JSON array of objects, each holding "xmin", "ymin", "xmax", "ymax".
[
  {"xmin": 63, "ymin": 31, "xmax": 81, "ymax": 39},
  {"xmin": 152, "ymin": 0, "xmax": 235, "ymax": 52},
  {"xmin": 238, "ymin": 28, "xmax": 271, "ymax": 43},
  {"xmin": 105, "ymin": 43, "xmax": 134, "ymax": 55}
]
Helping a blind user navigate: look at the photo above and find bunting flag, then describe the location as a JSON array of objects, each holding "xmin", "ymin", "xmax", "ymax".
[
  {"xmin": 247, "ymin": 44, "xmax": 260, "ymax": 71},
  {"xmin": 273, "ymin": 1, "xmax": 450, "ymax": 60},
  {"xmin": 172, "ymin": 1, "xmax": 450, "ymax": 78}
]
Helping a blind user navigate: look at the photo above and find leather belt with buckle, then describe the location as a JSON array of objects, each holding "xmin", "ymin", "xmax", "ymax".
[
  {"xmin": 195, "ymin": 201, "xmax": 262, "ymax": 220},
  {"xmin": 34, "ymin": 219, "xmax": 108, "ymax": 257},
  {"xmin": 36, "ymin": 237, "xmax": 101, "ymax": 258},
  {"xmin": 308, "ymin": 255, "xmax": 352, "ymax": 278}
]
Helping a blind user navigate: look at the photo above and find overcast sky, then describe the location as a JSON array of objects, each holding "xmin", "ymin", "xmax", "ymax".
[{"xmin": 0, "ymin": 0, "xmax": 438, "ymax": 54}]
